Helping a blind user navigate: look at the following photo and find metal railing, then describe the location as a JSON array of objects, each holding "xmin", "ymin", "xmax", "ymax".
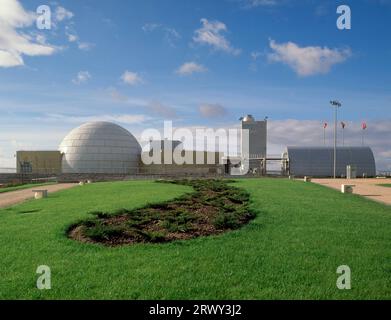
[
  {"xmin": 0, "ymin": 168, "xmax": 17, "ymax": 173},
  {"xmin": 377, "ymin": 171, "xmax": 391, "ymax": 177}
]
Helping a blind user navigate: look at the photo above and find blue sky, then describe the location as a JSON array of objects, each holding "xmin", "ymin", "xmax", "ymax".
[{"xmin": 0, "ymin": 0, "xmax": 390, "ymax": 169}]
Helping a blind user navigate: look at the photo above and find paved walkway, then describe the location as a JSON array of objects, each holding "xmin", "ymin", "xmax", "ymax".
[
  {"xmin": 0, "ymin": 183, "xmax": 77, "ymax": 209},
  {"xmin": 312, "ymin": 178, "xmax": 391, "ymax": 206}
]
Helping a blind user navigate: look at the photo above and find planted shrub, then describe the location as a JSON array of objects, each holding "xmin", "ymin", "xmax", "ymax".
[
  {"xmin": 213, "ymin": 212, "xmax": 241, "ymax": 230},
  {"xmin": 68, "ymin": 179, "xmax": 256, "ymax": 246},
  {"xmin": 84, "ymin": 224, "xmax": 127, "ymax": 241}
]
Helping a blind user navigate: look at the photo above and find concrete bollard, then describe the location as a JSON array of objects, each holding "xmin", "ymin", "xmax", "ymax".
[
  {"xmin": 33, "ymin": 190, "xmax": 48, "ymax": 199},
  {"xmin": 304, "ymin": 176, "xmax": 311, "ymax": 182},
  {"xmin": 341, "ymin": 184, "xmax": 355, "ymax": 194}
]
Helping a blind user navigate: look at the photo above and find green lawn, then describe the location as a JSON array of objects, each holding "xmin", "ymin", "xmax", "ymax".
[
  {"xmin": 0, "ymin": 183, "xmax": 56, "ymax": 194},
  {"xmin": 378, "ymin": 184, "xmax": 391, "ymax": 188},
  {"xmin": 0, "ymin": 179, "xmax": 390, "ymax": 299}
]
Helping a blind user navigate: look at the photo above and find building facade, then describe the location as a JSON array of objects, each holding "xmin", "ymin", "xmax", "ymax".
[
  {"xmin": 16, "ymin": 151, "xmax": 62, "ymax": 174},
  {"xmin": 283, "ymin": 146, "xmax": 376, "ymax": 177},
  {"xmin": 238, "ymin": 115, "xmax": 267, "ymax": 172}
]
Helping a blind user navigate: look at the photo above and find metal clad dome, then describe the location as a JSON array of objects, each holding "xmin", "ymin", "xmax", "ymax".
[{"xmin": 59, "ymin": 121, "xmax": 141, "ymax": 174}]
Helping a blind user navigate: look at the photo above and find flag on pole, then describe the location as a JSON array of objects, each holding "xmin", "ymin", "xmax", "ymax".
[
  {"xmin": 361, "ymin": 122, "xmax": 367, "ymax": 146},
  {"xmin": 323, "ymin": 122, "xmax": 328, "ymax": 145},
  {"xmin": 341, "ymin": 122, "xmax": 346, "ymax": 146}
]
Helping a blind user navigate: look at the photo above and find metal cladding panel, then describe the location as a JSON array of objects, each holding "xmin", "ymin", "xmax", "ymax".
[
  {"xmin": 286, "ymin": 146, "xmax": 376, "ymax": 177},
  {"xmin": 241, "ymin": 120, "xmax": 267, "ymax": 160},
  {"xmin": 59, "ymin": 121, "xmax": 141, "ymax": 174}
]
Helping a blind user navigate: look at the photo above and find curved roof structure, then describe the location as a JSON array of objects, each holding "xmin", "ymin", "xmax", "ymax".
[
  {"xmin": 59, "ymin": 121, "xmax": 141, "ymax": 174},
  {"xmin": 285, "ymin": 146, "xmax": 376, "ymax": 177},
  {"xmin": 241, "ymin": 114, "xmax": 255, "ymax": 122}
]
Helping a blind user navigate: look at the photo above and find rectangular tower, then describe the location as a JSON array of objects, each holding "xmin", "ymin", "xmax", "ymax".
[{"xmin": 240, "ymin": 115, "xmax": 267, "ymax": 171}]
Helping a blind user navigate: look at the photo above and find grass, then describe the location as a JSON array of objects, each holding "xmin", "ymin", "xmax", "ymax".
[
  {"xmin": 0, "ymin": 182, "xmax": 56, "ymax": 194},
  {"xmin": 377, "ymin": 184, "xmax": 391, "ymax": 188},
  {"xmin": 0, "ymin": 179, "xmax": 390, "ymax": 299}
]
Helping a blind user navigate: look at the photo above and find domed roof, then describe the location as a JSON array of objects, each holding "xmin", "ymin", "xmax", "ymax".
[
  {"xmin": 241, "ymin": 115, "xmax": 255, "ymax": 122},
  {"xmin": 59, "ymin": 121, "xmax": 141, "ymax": 174}
]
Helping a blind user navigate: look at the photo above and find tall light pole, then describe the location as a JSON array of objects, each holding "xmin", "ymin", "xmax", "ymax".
[{"xmin": 330, "ymin": 100, "xmax": 342, "ymax": 179}]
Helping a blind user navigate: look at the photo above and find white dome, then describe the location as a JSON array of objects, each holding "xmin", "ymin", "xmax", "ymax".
[
  {"xmin": 242, "ymin": 115, "xmax": 255, "ymax": 122},
  {"xmin": 59, "ymin": 121, "xmax": 141, "ymax": 174}
]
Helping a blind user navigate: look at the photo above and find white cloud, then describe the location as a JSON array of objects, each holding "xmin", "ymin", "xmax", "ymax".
[
  {"xmin": 72, "ymin": 71, "xmax": 91, "ymax": 85},
  {"xmin": 142, "ymin": 23, "xmax": 161, "ymax": 32},
  {"xmin": 0, "ymin": 0, "xmax": 35, "ymax": 27},
  {"xmin": 67, "ymin": 33, "xmax": 78, "ymax": 42},
  {"xmin": 164, "ymin": 27, "xmax": 181, "ymax": 47},
  {"xmin": 176, "ymin": 62, "xmax": 207, "ymax": 76},
  {"xmin": 105, "ymin": 114, "xmax": 147, "ymax": 124},
  {"xmin": 78, "ymin": 42, "xmax": 94, "ymax": 51},
  {"xmin": 0, "ymin": 50, "xmax": 23, "ymax": 67},
  {"xmin": 105, "ymin": 88, "xmax": 176, "ymax": 118},
  {"xmin": 107, "ymin": 87, "xmax": 129, "ymax": 102},
  {"xmin": 193, "ymin": 18, "xmax": 241, "ymax": 55},
  {"xmin": 121, "ymin": 71, "xmax": 143, "ymax": 86},
  {"xmin": 35, "ymin": 34, "xmax": 47, "ymax": 44},
  {"xmin": 245, "ymin": 0, "xmax": 278, "ymax": 7},
  {"xmin": 199, "ymin": 104, "xmax": 228, "ymax": 118},
  {"xmin": 65, "ymin": 26, "xmax": 94, "ymax": 50},
  {"xmin": 38, "ymin": 113, "xmax": 148, "ymax": 125},
  {"xmin": 0, "ymin": 0, "xmax": 57, "ymax": 68},
  {"xmin": 146, "ymin": 101, "xmax": 178, "ymax": 119},
  {"xmin": 268, "ymin": 39, "xmax": 351, "ymax": 76},
  {"xmin": 55, "ymin": 6, "xmax": 74, "ymax": 22},
  {"xmin": 142, "ymin": 23, "xmax": 181, "ymax": 47},
  {"xmin": 251, "ymin": 51, "xmax": 261, "ymax": 60},
  {"xmin": 65, "ymin": 25, "xmax": 78, "ymax": 42},
  {"xmin": 249, "ymin": 51, "xmax": 262, "ymax": 71}
]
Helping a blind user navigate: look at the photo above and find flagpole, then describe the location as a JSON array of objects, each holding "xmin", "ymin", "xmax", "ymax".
[
  {"xmin": 362, "ymin": 128, "xmax": 364, "ymax": 146},
  {"xmin": 323, "ymin": 122, "xmax": 327, "ymax": 145},
  {"xmin": 324, "ymin": 126, "xmax": 326, "ymax": 145},
  {"xmin": 330, "ymin": 100, "xmax": 342, "ymax": 179},
  {"xmin": 362, "ymin": 122, "xmax": 367, "ymax": 146},
  {"xmin": 340, "ymin": 122, "xmax": 346, "ymax": 146}
]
